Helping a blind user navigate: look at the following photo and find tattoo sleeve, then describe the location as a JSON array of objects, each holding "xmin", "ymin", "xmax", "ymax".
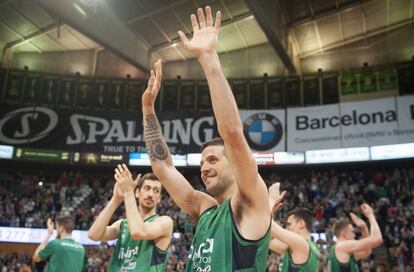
[{"xmin": 144, "ymin": 113, "xmax": 170, "ymax": 161}]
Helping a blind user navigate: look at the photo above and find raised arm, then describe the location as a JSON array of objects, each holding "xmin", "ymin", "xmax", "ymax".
[
  {"xmin": 33, "ymin": 218, "xmax": 54, "ymax": 262},
  {"xmin": 336, "ymin": 204, "xmax": 383, "ymax": 257},
  {"xmin": 268, "ymin": 183, "xmax": 308, "ymax": 261},
  {"xmin": 142, "ymin": 60, "xmax": 216, "ymax": 221},
  {"xmin": 178, "ymin": 6, "xmax": 270, "ymax": 238},
  {"xmin": 114, "ymin": 164, "xmax": 173, "ymax": 249},
  {"xmin": 268, "ymin": 183, "xmax": 289, "ymax": 255},
  {"xmin": 271, "ymin": 222, "xmax": 310, "ymax": 263},
  {"xmin": 88, "ymin": 181, "xmax": 123, "ymax": 241},
  {"xmin": 349, "ymin": 212, "xmax": 372, "ymax": 260}
]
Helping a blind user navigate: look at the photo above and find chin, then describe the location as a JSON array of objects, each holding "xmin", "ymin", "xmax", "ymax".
[
  {"xmin": 206, "ymin": 183, "xmax": 215, "ymax": 192},
  {"xmin": 142, "ymin": 203, "xmax": 155, "ymax": 209}
]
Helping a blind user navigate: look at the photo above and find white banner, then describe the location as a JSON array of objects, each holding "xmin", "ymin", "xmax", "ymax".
[
  {"xmin": 274, "ymin": 152, "xmax": 305, "ymax": 165},
  {"xmin": 287, "ymin": 104, "xmax": 340, "ymax": 151},
  {"xmin": 339, "ymin": 98, "xmax": 398, "ymax": 147},
  {"xmin": 0, "ymin": 226, "xmax": 115, "ymax": 245},
  {"xmin": 396, "ymin": 95, "xmax": 414, "ymax": 143},
  {"xmin": 287, "ymin": 95, "xmax": 414, "ymax": 151},
  {"xmin": 0, "ymin": 145, "xmax": 13, "ymax": 159},
  {"xmin": 240, "ymin": 110, "xmax": 285, "ymax": 152},
  {"xmin": 306, "ymin": 147, "xmax": 370, "ymax": 164},
  {"xmin": 370, "ymin": 143, "xmax": 414, "ymax": 160}
]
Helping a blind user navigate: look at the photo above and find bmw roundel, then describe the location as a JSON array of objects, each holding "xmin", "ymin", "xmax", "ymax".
[{"xmin": 243, "ymin": 113, "xmax": 283, "ymax": 151}]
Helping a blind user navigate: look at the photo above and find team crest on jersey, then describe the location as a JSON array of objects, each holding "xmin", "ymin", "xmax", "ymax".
[{"xmin": 189, "ymin": 238, "xmax": 214, "ymax": 271}]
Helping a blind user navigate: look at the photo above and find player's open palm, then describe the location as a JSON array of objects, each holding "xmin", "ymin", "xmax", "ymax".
[
  {"xmin": 361, "ymin": 204, "xmax": 374, "ymax": 218},
  {"xmin": 350, "ymin": 212, "xmax": 366, "ymax": 229},
  {"xmin": 115, "ymin": 163, "xmax": 140, "ymax": 195},
  {"xmin": 178, "ymin": 6, "xmax": 221, "ymax": 57},
  {"xmin": 268, "ymin": 182, "xmax": 287, "ymax": 213},
  {"xmin": 142, "ymin": 60, "xmax": 162, "ymax": 109}
]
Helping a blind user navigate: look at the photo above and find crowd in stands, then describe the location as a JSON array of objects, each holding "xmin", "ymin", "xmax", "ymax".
[{"xmin": 1, "ymin": 164, "xmax": 414, "ymax": 271}]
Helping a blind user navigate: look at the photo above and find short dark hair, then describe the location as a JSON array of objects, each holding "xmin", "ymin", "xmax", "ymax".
[
  {"xmin": 55, "ymin": 216, "xmax": 74, "ymax": 233},
  {"xmin": 287, "ymin": 208, "xmax": 314, "ymax": 232},
  {"xmin": 137, "ymin": 173, "xmax": 160, "ymax": 191},
  {"xmin": 334, "ymin": 219, "xmax": 351, "ymax": 237},
  {"xmin": 201, "ymin": 137, "xmax": 224, "ymax": 152}
]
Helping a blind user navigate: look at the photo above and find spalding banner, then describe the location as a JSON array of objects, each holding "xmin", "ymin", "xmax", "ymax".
[{"xmin": 0, "ymin": 106, "xmax": 219, "ymax": 154}]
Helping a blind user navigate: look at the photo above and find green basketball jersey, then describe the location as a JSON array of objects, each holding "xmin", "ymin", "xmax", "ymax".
[
  {"xmin": 39, "ymin": 238, "xmax": 86, "ymax": 272},
  {"xmin": 186, "ymin": 199, "xmax": 271, "ymax": 272},
  {"xmin": 279, "ymin": 240, "xmax": 320, "ymax": 272},
  {"xmin": 108, "ymin": 215, "xmax": 167, "ymax": 272},
  {"xmin": 328, "ymin": 244, "xmax": 359, "ymax": 272}
]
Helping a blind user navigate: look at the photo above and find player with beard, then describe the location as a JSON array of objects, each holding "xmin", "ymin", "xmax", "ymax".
[
  {"xmin": 88, "ymin": 165, "xmax": 172, "ymax": 272},
  {"xmin": 141, "ymin": 6, "xmax": 271, "ymax": 271},
  {"xmin": 268, "ymin": 183, "xmax": 320, "ymax": 271},
  {"xmin": 33, "ymin": 216, "xmax": 86, "ymax": 272},
  {"xmin": 328, "ymin": 204, "xmax": 382, "ymax": 272}
]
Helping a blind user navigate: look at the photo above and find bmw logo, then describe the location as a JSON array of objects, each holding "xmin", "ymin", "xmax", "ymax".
[{"xmin": 243, "ymin": 113, "xmax": 283, "ymax": 151}]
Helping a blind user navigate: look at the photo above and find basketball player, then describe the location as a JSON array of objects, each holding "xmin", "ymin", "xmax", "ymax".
[
  {"xmin": 268, "ymin": 182, "xmax": 320, "ymax": 271},
  {"xmin": 329, "ymin": 204, "xmax": 383, "ymax": 272},
  {"xmin": 88, "ymin": 164, "xmax": 172, "ymax": 272},
  {"xmin": 33, "ymin": 216, "xmax": 86, "ymax": 272},
  {"xmin": 141, "ymin": 6, "xmax": 271, "ymax": 271}
]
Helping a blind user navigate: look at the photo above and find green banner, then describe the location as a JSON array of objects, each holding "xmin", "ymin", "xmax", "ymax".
[
  {"xmin": 379, "ymin": 67, "xmax": 397, "ymax": 91},
  {"xmin": 340, "ymin": 71, "xmax": 357, "ymax": 95},
  {"xmin": 360, "ymin": 68, "xmax": 377, "ymax": 93},
  {"xmin": 15, "ymin": 148, "xmax": 70, "ymax": 162}
]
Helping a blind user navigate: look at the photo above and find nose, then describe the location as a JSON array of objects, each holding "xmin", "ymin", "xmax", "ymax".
[{"xmin": 200, "ymin": 161, "xmax": 210, "ymax": 174}]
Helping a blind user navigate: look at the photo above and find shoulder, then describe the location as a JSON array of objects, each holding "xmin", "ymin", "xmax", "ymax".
[
  {"xmin": 48, "ymin": 239, "xmax": 60, "ymax": 247},
  {"xmin": 154, "ymin": 215, "xmax": 173, "ymax": 226},
  {"xmin": 153, "ymin": 215, "xmax": 174, "ymax": 233}
]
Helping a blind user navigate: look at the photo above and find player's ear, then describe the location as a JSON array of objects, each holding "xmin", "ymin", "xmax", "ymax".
[{"xmin": 299, "ymin": 219, "xmax": 305, "ymax": 230}]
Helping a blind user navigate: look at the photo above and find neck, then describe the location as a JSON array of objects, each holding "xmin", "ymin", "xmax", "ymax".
[
  {"xmin": 300, "ymin": 231, "xmax": 311, "ymax": 241},
  {"xmin": 215, "ymin": 182, "xmax": 237, "ymax": 204},
  {"xmin": 139, "ymin": 205, "xmax": 157, "ymax": 220},
  {"xmin": 336, "ymin": 237, "xmax": 349, "ymax": 244},
  {"xmin": 60, "ymin": 232, "xmax": 71, "ymax": 239}
]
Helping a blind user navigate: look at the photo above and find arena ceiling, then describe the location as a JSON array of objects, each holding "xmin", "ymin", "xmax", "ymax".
[{"xmin": 0, "ymin": 0, "xmax": 412, "ymax": 74}]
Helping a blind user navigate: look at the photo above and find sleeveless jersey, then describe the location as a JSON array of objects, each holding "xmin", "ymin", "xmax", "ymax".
[
  {"xmin": 328, "ymin": 244, "xmax": 359, "ymax": 272},
  {"xmin": 186, "ymin": 199, "xmax": 271, "ymax": 272},
  {"xmin": 108, "ymin": 215, "xmax": 167, "ymax": 272},
  {"xmin": 279, "ymin": 240, "xmax": 320, "ymax": 272}
]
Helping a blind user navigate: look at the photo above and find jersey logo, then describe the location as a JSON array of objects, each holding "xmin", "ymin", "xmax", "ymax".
[
  {"xmin": 118, "ymin": 246, "xmax": 139, "ymax": 260},
  {"xmin": 189, "ymin": 238, "xmax": 215, "ymax": 271}
]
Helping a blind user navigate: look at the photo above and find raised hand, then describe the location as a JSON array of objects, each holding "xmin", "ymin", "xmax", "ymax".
[
  {"xmin": 142, "ymin": 59, "xmax": 162, "ymax": 110},
  {"xmin": 47, "ymin": 218, "xmax": 54, "ymax": 235},
  {"xmin": 361, "ymin": 204, "xmax": 374, "ymax": 218},
  {"xmin": 350, "ymin": 212, "xmax": 367, "ymax": 229},
  {"xmin": 112, "ymin": 177, "xmax": 125, "ymax": 203},
  {"xmin": 114, "ymin": 164, "xmax": 141, "ymax": 196},
  {"xmin": 268, "ymin": 182, "xmax": 287, "ymax": 213},
  {"xmin": 178, "ymin": 6, "xmax": 221, "ymax": 58}
]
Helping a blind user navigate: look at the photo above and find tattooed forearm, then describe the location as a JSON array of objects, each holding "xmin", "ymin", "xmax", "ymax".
[{"xmin": 144, "ymin": 113, "xmax": 169, "ymax": 161}]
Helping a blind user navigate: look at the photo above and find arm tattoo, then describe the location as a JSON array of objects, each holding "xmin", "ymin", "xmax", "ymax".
[{"xmin": 144, "ymin": 113, "xmax": 169, "ymax": 161}]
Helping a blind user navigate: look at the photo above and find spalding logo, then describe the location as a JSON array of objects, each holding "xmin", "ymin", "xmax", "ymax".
[{"xmin": 0, "ymin": 107, "xmax": 58, "ymax": 144}]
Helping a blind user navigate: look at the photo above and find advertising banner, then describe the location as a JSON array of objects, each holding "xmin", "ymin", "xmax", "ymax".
[
  {"xmin": 287, "ymin": 104, "xmax": 340, "ymax": 151},
  {"xmin": 0, "ymin": 105, "xmax": 219, "ymax": 154},
  {"xmin": 240, "ymin": 110, "xmax": 285, "ymax": 152},
  {"xmin": 288, "ymin": 95, "xmax": 414, "ymax": 151}
]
